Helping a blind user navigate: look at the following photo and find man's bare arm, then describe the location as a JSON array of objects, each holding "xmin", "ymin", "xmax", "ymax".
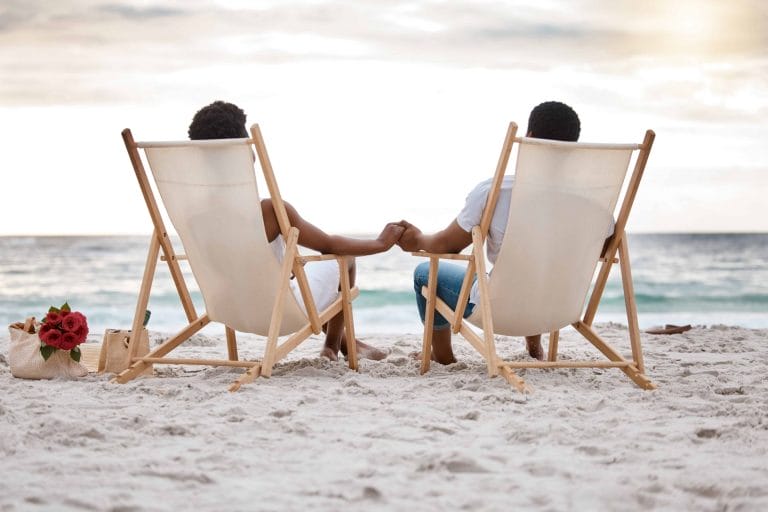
[{"xmin": 396, "ymin": 219, "xmax": 472, "ymax": 254}]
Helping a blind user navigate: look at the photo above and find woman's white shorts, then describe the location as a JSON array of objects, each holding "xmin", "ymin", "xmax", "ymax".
[{"xmin": 289, "ymin": 259, "xmax": 341, "ymax": 314}]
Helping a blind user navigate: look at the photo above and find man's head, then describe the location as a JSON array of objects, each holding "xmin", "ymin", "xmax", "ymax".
[
  {"xmin": 188, "ymin": 100, "xmax": 248, "ymax": 140},
  {"xmin": 526, "ymin": 101, "xmax": 580, "ymax": 142}
]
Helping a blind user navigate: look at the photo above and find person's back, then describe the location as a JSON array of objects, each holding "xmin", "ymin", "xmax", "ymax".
[
  {"xmin": 395, "ymin": 101, "xmax": 581, "ymax": 362},
  {"xmin": 188, "ymin": 100, "xmax": 404, "ymax": 362}
]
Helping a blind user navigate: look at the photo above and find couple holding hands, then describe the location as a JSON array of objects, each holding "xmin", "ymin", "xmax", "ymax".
[{"xmin": 188, "ymin": 100, "xmax": 582, "ymax": 366}]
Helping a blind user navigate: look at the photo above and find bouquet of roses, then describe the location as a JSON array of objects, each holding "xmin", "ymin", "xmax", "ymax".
[{"xmin": 38, "ymin": 302, "xmax": 89, "ymax": 362}]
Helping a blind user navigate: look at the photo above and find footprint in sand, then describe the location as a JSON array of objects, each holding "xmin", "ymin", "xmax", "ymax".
[{"xmin": 695, "ymin": 428, "xmax": 720, "ymax": 439}]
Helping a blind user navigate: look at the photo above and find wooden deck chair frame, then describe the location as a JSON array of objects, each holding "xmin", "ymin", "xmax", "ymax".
[
  {"xmin": 414, "ymin": 122, "xmax": 656, "ymax": 393},
  {"xmin": 114, "ymin": 124, "xmax": 359, "ymax": 391}
]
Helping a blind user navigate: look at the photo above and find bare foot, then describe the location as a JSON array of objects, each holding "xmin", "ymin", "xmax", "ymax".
[
  {"xmin": 526, "ymin": 338, "xmax": 544, "ymax": 360},
  {"xmin": 319, "ymin": 346, "xmax": 339, "ymax": 361},
  {"xmin": 341, "ymin": 338, "xmax": 389, "ymax": 361}
]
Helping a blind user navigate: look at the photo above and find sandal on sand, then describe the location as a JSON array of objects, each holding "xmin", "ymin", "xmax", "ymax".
[{"xmin": 645, "ymin": 324, "xmax": 692, "ymax": 335}]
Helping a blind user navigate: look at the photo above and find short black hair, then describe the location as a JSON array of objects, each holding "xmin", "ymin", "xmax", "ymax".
[
  {"xmin": 527, "ymin": 101, "xmax": 580, "ymax": 142},
  {"xmin": 188, "ymin": 100, "xmax": 248, "ymax": 140}
]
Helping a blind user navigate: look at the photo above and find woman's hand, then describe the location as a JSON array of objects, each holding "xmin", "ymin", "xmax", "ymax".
[{"xmin": 376, "ymin": 223, "xmax": 406, "ymax": 250}]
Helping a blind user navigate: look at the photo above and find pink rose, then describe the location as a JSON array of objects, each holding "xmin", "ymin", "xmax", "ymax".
[
  {"xmin": 60, "ymin": 332, "xmax": 79, "ymax": 351},
  {"xmin": 42, "ymin": 329, "xmax": 63, "ymax": 349},
  {"xmin": 45, "ymin": 312, "xmax": 63, "ymax": 326}
]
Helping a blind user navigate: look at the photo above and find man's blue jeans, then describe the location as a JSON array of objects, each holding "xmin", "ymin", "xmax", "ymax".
[{"xmin": 413, "ymin": 261, "xmax": 476, "ymax": 330}]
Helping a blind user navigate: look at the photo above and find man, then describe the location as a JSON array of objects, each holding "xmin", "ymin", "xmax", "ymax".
[
  {"xmin": 189, "ymin": 100, "xmax": 404, "ymax": 361},
  {"xmin": 396, "ymin": 101, "xmax": 582, "ymax": 364}
]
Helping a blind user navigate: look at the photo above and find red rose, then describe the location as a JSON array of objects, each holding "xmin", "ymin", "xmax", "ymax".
[
  {"xmin": 43, "ymin": 329, "xmax": 63, "ymax": 349},
  {"xmin": 46, "ymin": 312, "xmax": 63, "ymax": 326},
  {"xmin": 61, "ymin": 313, "xmax": 83, "ymax": 332},
  {"xmin": 39, "ymin": 323, "xmax": 53, "ymax": 336},
  {"xmin": 60, "ymin": 310, "xmax": 71, "ymax": 317},
  {"xmin": 60, "ymin": 332, "xmax": 79, "ymax": 350},
  {"xmin": 73, "ymin": 324, "xmax": 89, "ymax": 344}
]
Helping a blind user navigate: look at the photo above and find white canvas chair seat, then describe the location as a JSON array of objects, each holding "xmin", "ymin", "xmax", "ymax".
[
  {"xmin": 145, "ymin": 142, "xmax": 311, "ymax": 335},
  {"xmin": 114, "ymin": 126, "xmax": 359, "ymax": 391},
  {"xmin": 415, "ymin": 123, "xmax": 656, "ymax": 393}
]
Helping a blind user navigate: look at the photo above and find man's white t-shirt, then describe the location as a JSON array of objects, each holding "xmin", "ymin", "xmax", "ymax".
[
  {"xmin": 456, "ymin": 176, "xmax": 515, "ymax": 305},
  {"xmin": 455, "ymin": 175, "xmax": 614, "ymax": 305}
]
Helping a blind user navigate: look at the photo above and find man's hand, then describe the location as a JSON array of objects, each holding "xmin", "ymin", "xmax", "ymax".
[
  {"xmin": 395, "ymin": 220, "xmax": 422, "ymax": 252},
  {"xmin": 376, "ymin": 222, "xmax": 406, "ymax": 251}
]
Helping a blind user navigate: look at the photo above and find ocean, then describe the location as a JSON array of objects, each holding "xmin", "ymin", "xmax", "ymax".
[{"xmin": 1, "ymin": 234, "xmax": 766, "ymax": 337}]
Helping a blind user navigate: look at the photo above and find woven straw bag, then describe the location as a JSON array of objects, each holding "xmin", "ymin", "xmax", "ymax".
[{"xmin": 8, "ymin": 317, "xmax": 88, "ymax": 379}]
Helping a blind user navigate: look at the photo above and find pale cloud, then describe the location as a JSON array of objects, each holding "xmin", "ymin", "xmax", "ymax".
[{"xmin": 2, "ymin": 0, "xmax": 765, "ymax": 106}]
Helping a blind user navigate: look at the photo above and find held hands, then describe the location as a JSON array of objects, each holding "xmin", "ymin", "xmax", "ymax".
[
  {"xmin": 376, "ymin": 222, "xmax": 406, "ymax": 251},
  {"xmin": 373, "ymin": 220, "xmax": 423, "ymax": 252},
  {"xmin": 394, "ymin": 220, "xmax": 422, "ymax": 252}
]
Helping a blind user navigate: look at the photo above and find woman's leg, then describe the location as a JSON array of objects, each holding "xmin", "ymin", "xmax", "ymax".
[{"xmin": 322, "ymin": 258, "xmax": 387, "ymax": 361}]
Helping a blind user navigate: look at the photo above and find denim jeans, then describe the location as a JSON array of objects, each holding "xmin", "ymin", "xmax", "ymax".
[{"xmin": 413, "ymin": 261, "xmax": 476, "ymax": 330}]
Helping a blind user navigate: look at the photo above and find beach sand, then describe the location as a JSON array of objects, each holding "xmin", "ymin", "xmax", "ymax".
[{"xmin": 1, "ymin": 324, "xmax": 767, "ymax": 511}]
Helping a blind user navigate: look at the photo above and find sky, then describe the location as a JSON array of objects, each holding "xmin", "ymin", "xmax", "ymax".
[{"xmin": 1, "ymin": 0, "xmax": 767, "ymax": 235}]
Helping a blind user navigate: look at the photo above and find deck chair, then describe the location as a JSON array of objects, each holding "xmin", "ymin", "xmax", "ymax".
[
  {"xmin": 415, "ymin": 122, "xmax": 656, "ymax": 393},
  {"xmin": 114, "ymin": 124, "xmax": 359, "ymax": 391}
]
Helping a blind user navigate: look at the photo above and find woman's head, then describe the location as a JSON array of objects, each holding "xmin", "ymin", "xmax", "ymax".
[{"xmin": 188, "ymin": 100, "xmax": 248, "ymax": 140}]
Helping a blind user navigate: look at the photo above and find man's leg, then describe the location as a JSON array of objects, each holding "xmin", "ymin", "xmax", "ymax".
[
  {"xmin": 413, "ymin": 261, "xmax": 474, "ymax": 365},
  {"xmin": 525, "ymin": 335, "xmax": 544, "ymax": 360}
]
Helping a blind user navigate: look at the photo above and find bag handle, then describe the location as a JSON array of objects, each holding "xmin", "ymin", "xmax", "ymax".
[
  {"xmin": 9, "ymin": 317, "xmax": 36, "ymax": 333},
  {"xmin": 23, "ymin": 317, "xmax": 35, "ymax": 333}
]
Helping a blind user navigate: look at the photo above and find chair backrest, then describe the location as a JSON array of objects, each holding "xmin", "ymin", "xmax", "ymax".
[
  {"xmin": 139, "ymin": 138, "xmax": 308, "ymax": 335},
  {"xmin": 487, "ymin": 138, "xmax": 638, "ymax": 335}
]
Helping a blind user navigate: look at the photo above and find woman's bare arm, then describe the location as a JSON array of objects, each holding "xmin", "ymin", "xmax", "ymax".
[{"xmin": 261, "ymin": 199, "xmax": 403, "ymax": 256}]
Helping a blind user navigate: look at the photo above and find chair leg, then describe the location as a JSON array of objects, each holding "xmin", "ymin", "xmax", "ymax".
[
  {"xmin": 225, "ymin": 326, "xmax": 238, "ymax": 361},
  {"xmin": 547, "ymin": 330, "xmax": 559, "ymax": 362},
  {"xmin": 261, "ymin": 331, "xmax": 280, "ymax": 378},
  {"xmin": 338, "ymin": 257, "xmax": 358, "ymax": 371},
  {"xmin": 420, "ymin": 258, "xmax": 439, "ymax": 375},
  {"xmin": 229, "ymin": 363, "xmax": 262, "ymax": 392},
  {"xmin": 618, "ymin": 237, "xmax": 644, "ymax": 374},
  {"xmin": 482, "ymin": 330, "xmax": 499, "ymax": 377},
  {"xmin": 470, "ymin": 227, "xmax": 498, "ymax": 377},
  {"xmin": 260, "ymin": 230, "xmax": 297, "ymax": 378}
]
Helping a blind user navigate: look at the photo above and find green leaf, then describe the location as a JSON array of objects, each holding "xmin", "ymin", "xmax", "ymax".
[
  {"xmin": 48, "ymin": 306, "xmax": 60, "ymax": 314},
  {"xmin": 40, "ymin": 344, "xmax": 56, "ymax": 361},
  {"xmin": 60, "ymin": 302, "xmax": 71, "ymax": 313},
  {"xmin": 143, "ymin": 310, "xmax": 152, "ymax": 327},
  {"xmin": 69, "ymin": 347, "xmax": 81, "ymax": 362}
]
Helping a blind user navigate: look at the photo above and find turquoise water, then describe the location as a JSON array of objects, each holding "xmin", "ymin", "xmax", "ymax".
[{"xmin": 1, "ymin": 234, "xmax": 766, "ymax": 335}]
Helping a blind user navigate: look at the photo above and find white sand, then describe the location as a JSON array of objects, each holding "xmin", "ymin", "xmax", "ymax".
[{"xmin": 1, "ymin": 324, "xmax": 767, "ymax": 511}]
